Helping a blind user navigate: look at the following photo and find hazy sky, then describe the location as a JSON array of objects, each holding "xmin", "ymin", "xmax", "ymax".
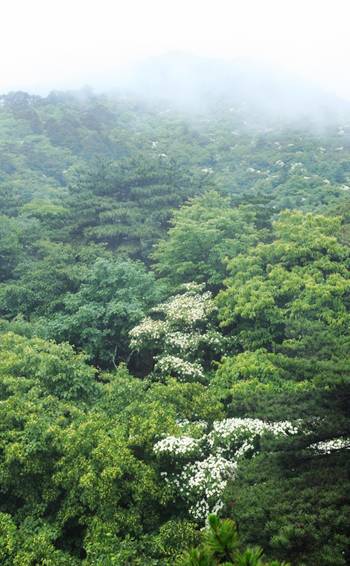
[{"xmin": 1, "ymin": 0, "xmax": 350, "ymax": 98}]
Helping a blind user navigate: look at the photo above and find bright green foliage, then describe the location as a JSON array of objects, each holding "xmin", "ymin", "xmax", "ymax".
[
  {"xmin": 218, "ymin": 210, "xmax": 350, "ymax": 355},
  {"xmin": 177, "ymin": 515, "xmax": 289, "ymax": 565},
  {"xmin": 153, "ymin": 191, "xmax": 259, "ymax": 289},
  {"xmin": 216, "ymin": 211, "xmax": 350, "ymax": 423},
  {"xmin": 212, "ymin": 349, "xmax": 315, "ymax": 420},
  {"xmin": 0, "ymin": 513, "xmax": 78, "ymax": 565},
  {"xmin": 0, "ymin": 333, "xmax": 187, "ymax": 563},
  {"xmin": 0, "ymin": 331, "xmax": 98, "ymax": 403}
]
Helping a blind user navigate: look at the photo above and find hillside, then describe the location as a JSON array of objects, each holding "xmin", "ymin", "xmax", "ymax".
[{"xmin": 0, "ymin": 86, "xmax": 349, "ymax": 565}]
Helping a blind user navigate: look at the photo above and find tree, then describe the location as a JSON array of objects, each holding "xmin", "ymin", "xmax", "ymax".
[
  {"xmin": 177, "ymin": 515, "xmax": 289, "ymax": 565},
  {"xmin": 214, "ymin": 211, "xmax": 350, "ymax": 566},
  {"xmin": 129, "ymin": 282, "xmax": 225, "ymax": 381},
  {"xmin": 43, "ymin": 257, "xmax": 163, "ymax": 367},
  {"xmin": 153, "ymin": 191, "xmax": 258, "ymax": 290},
  {"xmin": 66, "ymin": 156, "xmax": 205, "ymax": 260},
  {"xmin": 0, "ymin": 331, "xmax": 99, "ymax": 403},
  {"xmin": 216, "ymin": 210, "xmax": 350, "ymax": 435}
]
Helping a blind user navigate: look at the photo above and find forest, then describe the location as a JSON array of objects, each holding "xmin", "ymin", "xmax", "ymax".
[{"xmin": 0, "ymin": 88, "xmax": 349, "ymax": 565}]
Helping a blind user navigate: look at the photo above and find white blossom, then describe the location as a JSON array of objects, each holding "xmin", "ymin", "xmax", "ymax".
[
  {"xmin": 129, "ymin": 318, "xmax": 166, "ymax": 349},
  {"xmin": 154, "ymin": 416, "xmax": 298, "ymax": 522},
  {"xmin": 181, "ymin": 455, "xmax": 237, "ymax": 520},
  {"xmin": 154, "ymin": 436, "xmax": 202, "ymax": 456},
  {"xmin": 155, "ymin": 355, "xmax": 205, "ymax": 381},
  {"xmin": 310, "ymin": 437, "xmax": 350, "ymax": 454},
  {"xmin": 129, "ymin": 283, "xmax": 219, "ymax": 383}
]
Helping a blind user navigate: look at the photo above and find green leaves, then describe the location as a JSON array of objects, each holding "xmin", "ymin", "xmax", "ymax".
[
  {"xmin": 177, "ymin": 515, "xmax": 289, "ymax": 565},
  {"xmin": 217, "ymin": 210, "xmax": 350, "ymax": 356},
  {"xmin": 43, "ymin": 257, "xmax": 163, "ymax": 367},
  {"xmin": 153, "ymin": 191, "xmax": 259, "ymax": 290},
  {"xmin": 0, "ymin": 332, "xmax": 99, "ymax": 403}
]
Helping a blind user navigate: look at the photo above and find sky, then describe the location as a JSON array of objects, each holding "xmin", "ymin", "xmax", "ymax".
[{"xmin": 1, "ymin": 0, "xmax": 350, "ymax": 99}]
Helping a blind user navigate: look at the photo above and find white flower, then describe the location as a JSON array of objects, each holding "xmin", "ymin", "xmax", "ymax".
[
  {"xmin": 155, "ymin": 355, "xmax": 205, "ymax": 381},
  {"xmin": 154, "ymin": 416, "xmax": 298, "ymax": 522},
  {"xmin": 129, "ymin": 318, "xmax": 165, "ymax": 349},
  {"xmin": 309, "ymin": 437, "xmax": 350, "ymax": 454},
  {"xmin": 154, "ymin": 435, "xmax": 202, "ymax": 456}
]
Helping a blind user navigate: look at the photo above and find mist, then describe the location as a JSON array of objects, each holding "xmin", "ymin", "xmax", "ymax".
[{"xmin": 1, "ymin": 0, "xmax": 350, "ymax": 124}]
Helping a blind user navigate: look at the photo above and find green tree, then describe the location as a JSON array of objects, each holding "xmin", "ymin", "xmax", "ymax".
[
  {"xmin": 214, "ymin": 211, "xmax": 350, "ymax": 566},
  {"xmin": 43, "ymin": 257, "xmax": 163, "ymax": 367},
  {"xmin": 66, "ymin": 156, "xmax": 205, "ymax": 260},
  {"xmin": 177, "ymin": 515, "xmax": 289, "ymax": 565},
  {"xmin": 0, "ymin": 331, "xmax": 99, "ymax": 403},
  {"xmin": 0, "ymin": 215, "xmax": 23, "ymax": 282},
  {"xmin": 153, "ymin": 191, "xmax": 258, "ymax": 290}
]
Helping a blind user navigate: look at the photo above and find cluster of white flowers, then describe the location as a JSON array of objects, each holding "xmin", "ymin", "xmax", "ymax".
[
  {"xmin": 129, "ymin": 283, "xmax": 220, "ymax": 382},
  {"xmin": 275, "ymin": 159, "xmax": 285, "ymax": 167},
  {"xmin": 166, "ymin": 331, "xmax": 201, "ymax": 352},
  {"xmin": 290, "ymin": 162, "xmax": 306, "ymax": 172},
  {"xmin": 155, "ymin": 355, "xmax": 205, "ymax": 381},
  {"xmin": 155, "ymin": 416, "xmax": 298, "ymax": 521},
  {"xmin": 154, "ymin": 435, "xmax": 202, "ymax": 456},
  {"xmin": 129, "ymin": 318, "xmax": 165, "ymax": 349},
  {"xmin": 183, "ymin": 455, "xmax": 237, "ymax": 520},
  {"xmin": 310, "ymin": 437, "xmax": 350, "ymax": 454},
  {"xmin": 209, "ymin": 417, "xmax": 298, "ymax": 444},
  {"xmin": 156, "ymin": 291, "xmax": 215, "ymax": 326},
  {"xmin": 166, "ymin": 330, "xmax": 223, "ymax": 352},
  {"xmin": 162, "ymin": 454, "xmax": 237, "ymax": 521}
]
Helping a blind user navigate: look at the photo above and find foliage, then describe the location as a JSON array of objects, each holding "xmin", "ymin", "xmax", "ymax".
[
  {"xmin": 0, "ymin": 89, "xmax": 349, "ymax": 564},
  {"xmin": 153, "ymin": 191, "xmax": 259, "ymax": 289},
  {"xmin": 225, "ymin": 452, "xmax": 350, "ymax": 566},
  {"xmin": 0, "ymin": 331, "xmax": 99, "ymax": 403},
  {"xmin": 177, "ymin": 515, "xmax": 289, "ymax": 565},
  {"xmin": 42, "ymin": 257, "xmax": 163, "ymax": 366}
]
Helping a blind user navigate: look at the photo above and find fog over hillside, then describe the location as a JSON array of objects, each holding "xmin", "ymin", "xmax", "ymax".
[
  {"xmin": 115, "ymin": 53, "xmax": 350, "ymax": 123},
  {"xmin": 5, "ymin": 52, "xmax": 349, "ymax": 130}
]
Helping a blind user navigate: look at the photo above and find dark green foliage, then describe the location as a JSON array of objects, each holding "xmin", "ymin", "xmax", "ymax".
[
  {"xmin": 66, "ymin": 156, "xmax": 206, "ymax": 259},
  {"xmin": 42, "ymin": 257, "xmax": 163, "ymax": 366},
  {"xmin": 177, "ymin": 515, "xmax": 289, "ymax": 565},
  {"xmin": 225, "ymin": 453, "xmax": 350, "ymax": 566}
]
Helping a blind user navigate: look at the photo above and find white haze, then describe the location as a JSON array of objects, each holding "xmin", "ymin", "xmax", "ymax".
[{"xmin": 1, "ymin": 0, "xmax": 350, "ymax": 105}]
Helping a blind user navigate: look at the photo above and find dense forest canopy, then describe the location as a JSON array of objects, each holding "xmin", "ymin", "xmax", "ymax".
[{"xmin": 0, "ymin": 86, "xmax": 349, "ymax": 565}]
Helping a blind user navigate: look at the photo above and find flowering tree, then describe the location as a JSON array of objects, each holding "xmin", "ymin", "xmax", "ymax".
[
  {"xmin": 154, "ymin": 417, "xmax": 298, "ymax": 522},
  {"xmin": 129, "ymin": 282, "xmax": 225, "ymax": 382}
]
